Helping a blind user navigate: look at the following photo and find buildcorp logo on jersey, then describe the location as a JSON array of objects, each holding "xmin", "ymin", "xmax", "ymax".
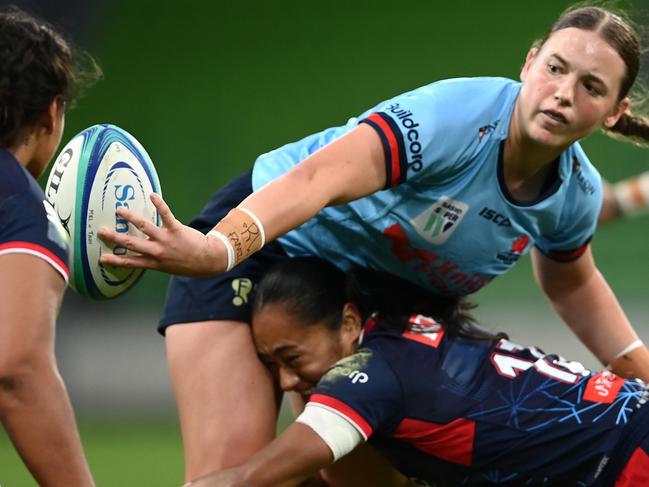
[
  {"xmin": 386, "ymin": 103, "xmax": 423, "ymax": 171},
  {"xmin": 411, "ymin": 197, "xmax": 469, "ymax": 244}
]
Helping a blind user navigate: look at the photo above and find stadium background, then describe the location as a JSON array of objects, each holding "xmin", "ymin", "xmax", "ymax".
[{"xmin": 1, "ymin": 0, "xmax": 648, "ymax": 484}]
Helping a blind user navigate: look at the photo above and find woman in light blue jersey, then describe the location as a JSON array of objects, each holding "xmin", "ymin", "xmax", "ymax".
[{"xmin": 99, "ymin": 5, "xmax": 649, "ymax": 484}]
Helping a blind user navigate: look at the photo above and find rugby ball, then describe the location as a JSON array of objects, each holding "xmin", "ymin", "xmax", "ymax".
[{"xmin": 45, "ymin": 124, "xmax": 161, "ymax": 299}]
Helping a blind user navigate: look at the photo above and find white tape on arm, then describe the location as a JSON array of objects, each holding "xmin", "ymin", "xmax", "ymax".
[
  {"xmin": 296, "ymin": 403, "xmax": 364, "ymax": 462},
  {"xmin": 613, "ymin": 172, "xmax": 649, "ymax": 216},
  {"xmin": 614, "ymin": 339, "xmax": 644, "ymax": 360},
  {"xmin": 238, "ymin": 207, "xmax": 266, "ymax": 247},
  {"xmin": 207, "ymin": 230, "xmax": 235, "ymax": 272}
]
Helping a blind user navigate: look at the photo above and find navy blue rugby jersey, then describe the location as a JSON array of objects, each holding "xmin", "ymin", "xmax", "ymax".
[
  {"xmin": 308, "ymin": 315, "xmax": 649, "ymax": 486},
  {"xmin": 0, "ymin": 149, "xmax": 70, "ymax": 281}
]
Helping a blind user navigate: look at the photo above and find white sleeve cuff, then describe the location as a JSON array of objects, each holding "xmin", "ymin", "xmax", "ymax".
[{"xmin": 296, "ymin": 403, "xmax": 364, "ymax": 462}]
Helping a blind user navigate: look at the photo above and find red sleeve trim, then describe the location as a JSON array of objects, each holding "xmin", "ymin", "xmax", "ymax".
[
  {"xmin": 309, "ymin": 393, "xmax": 373, "ymax": 439},
  {"xmin": 0, "ymin": 241, "xmax": 69, "ymax": 282},
  {"xmin": 360, "ymin": 113, "xmax": 407, "ymax": 188}
]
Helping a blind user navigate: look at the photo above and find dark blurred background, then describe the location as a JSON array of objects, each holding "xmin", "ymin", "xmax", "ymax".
[{"xmin": 1, "ymin": 0, "xmax": 648, "ymax": 484}]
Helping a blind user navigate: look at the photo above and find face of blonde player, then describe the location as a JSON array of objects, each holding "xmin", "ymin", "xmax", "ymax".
[
  {"xmin": 253, "ymin": 302, "xmax": 361, "ymax": 396},
  {"xmin": 516, "ymin": 27, "xmax": 630, "ymax": 150}
]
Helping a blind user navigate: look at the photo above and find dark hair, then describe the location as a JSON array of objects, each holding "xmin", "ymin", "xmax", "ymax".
[
  {"xmin": 0, "ymin": 6, "xmax": 102, "ymax": 148},
  {"xmin": 535, "ymin": 4, "xmax": 649, "ymax": 145},
  {"xmin": 252, "ymin": 257, "xmax": 503, "ymax": 341}
]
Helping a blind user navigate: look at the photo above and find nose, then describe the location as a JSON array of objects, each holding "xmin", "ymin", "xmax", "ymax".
[
  {"xmin": 554, "ymin": 75, "xmax": 576, "ymax": 106},
  {"xmin": 278, "ymin": 366, "xmax": 300, "ymax": 392}
]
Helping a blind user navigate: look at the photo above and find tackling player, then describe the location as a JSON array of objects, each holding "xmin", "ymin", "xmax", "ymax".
[
  {"xmin": 0, "ymin": 7, "xmax": 100, "ymax": 486},
  {"xmin": 190, "ymin": 257, "xmax": 649, "ymax": 487}
]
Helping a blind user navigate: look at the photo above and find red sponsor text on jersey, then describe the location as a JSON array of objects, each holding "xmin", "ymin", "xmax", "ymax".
[
  {"xmin": 583, "ymin": 371, "xmax": 625, "ymax": 404},
  {"xmin": 383, "ymin": 223, "xmax": 492, "ymax": 294}
]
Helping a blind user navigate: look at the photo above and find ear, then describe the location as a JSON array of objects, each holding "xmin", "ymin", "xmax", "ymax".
[
  {"xmin": 39, "ymin": 96, "xmax": 64, "ymax": 134},
  {"xmin": 340, "ymin": 302, "xmax": 363, "ymax": 347},
  {"xmin": 603, "ymin": 97, "xmax": 630, "ymax": 129},
  {"xmin": 520, "ymin": 47, "xmax": 539, "ymax": 83}
]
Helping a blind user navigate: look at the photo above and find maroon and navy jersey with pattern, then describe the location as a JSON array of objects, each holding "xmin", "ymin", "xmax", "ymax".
[
  {"xmin": 0, "ymin": 150, "xmax": 69, "ymax": 282},
  {"xmin": 308, "ymin": 315, "xmax": 649, "ymax": 486}
]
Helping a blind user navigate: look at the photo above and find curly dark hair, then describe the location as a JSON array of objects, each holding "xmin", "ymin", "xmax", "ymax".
[{"xmin": 0, "ymin": 6, "xmax": 101, "ymax": 148}]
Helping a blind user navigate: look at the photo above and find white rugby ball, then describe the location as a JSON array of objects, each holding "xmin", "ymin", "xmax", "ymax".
[{"xmin": 45, "ymin": 124, "xmax": 161, "ymax": 299}]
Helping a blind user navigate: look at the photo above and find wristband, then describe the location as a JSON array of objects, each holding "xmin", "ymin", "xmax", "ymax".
[
  {"xmin": 614, "ymin": 339, "xmax": 644, "ymax": 360},
  {"xmin": 207, "ymin": 230, "xmax": 235, "ymax": 272},
  {"xmin": 613, "ymin": 172, "xmax": 649, "ymax": 216},
  {"xmin": 210, "ymin": 208, "xmax": 265, "ymax": 269}
]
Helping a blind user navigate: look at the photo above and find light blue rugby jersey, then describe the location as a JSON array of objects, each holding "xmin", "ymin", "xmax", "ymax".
[{"xmin": 251, "ymin": 77, "xmax": 603, "ymax": 296}]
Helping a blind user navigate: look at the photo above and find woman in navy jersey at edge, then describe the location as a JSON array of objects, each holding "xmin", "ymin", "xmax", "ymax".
[
  {"xmin": 0, "ymin": 7, "xmax": 101, "ymax": 485},
  {"xmin": 191, "ymin": 257, "xmax": 649, "ymax": 487},
  {"xmin": 98, "ymin": 5, "xmax": 649, "ymax": 484}
]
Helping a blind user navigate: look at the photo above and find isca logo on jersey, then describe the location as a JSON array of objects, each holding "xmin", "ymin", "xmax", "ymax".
[{"xmin": 411, "ymin": 197, "xmax": 469, "ymax": 245}]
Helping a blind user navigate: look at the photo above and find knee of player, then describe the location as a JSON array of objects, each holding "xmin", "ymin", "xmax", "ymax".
[{"xmin": 0, "ymin": 347, "xmax": 54, "ymax": 397}]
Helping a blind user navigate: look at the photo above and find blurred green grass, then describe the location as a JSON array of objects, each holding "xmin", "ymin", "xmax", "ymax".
[{"xmin": 0, "ymin": 418, "xmax": 184, "ymax": 486}]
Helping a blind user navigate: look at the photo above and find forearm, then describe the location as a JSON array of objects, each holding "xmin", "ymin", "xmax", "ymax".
[
  {"xmin": 0, "ymin": 361, "xmax": 94, "ymax": 486},
  {"xmin": 548, "ymin": 268, "xmax": 638, "ymax": 365},
  {"xmin": 188, "ymin": 423, "xmax": 332, "ymax": 487},
  {"xmin": 235, "ymin": 124, "xmax": 386, "ymax": 243}
]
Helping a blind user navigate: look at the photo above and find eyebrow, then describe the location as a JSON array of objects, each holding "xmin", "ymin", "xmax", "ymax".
[
  {"xmin": 271, "ymin": 344, "xmax": 298, "ymax": 355},
  {"xmin": 550, "ymin": 53, "xmax": 608, "ymax": 87}
]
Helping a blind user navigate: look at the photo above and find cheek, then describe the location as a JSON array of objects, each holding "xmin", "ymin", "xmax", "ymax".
[{"xmin": 573, "ymin": 99, "xmax": 609, "ymax": 128}]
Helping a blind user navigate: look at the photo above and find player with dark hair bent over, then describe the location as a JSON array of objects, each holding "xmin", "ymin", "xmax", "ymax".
[
  {"xmin": 0, "ymin": 7, "xmax": 101, "ymax": 486},
  {"xmin": 191, "ymin": 257, "xmax": 649, "ymax": 487}
]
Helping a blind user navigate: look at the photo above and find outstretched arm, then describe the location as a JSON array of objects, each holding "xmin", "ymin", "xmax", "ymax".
[
  {"xmin": 0, "ymin": 254, "xmax": 94, "ymax": 486},
  {"xmin": 599, "ymin": 173, "xmax": 649, "ymax": 223},
  {"xmin": 185, "ymin": 422, "xmax": 332, "ymax": 487},
  {"xmin": 99, "ymin": 124, "xmax": 386, "ymax": 276},
  {"xmin": 532, "ymin": 247, "xmax": 649, "ymax": 380}
]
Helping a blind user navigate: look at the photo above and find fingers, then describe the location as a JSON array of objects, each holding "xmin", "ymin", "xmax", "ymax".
[
  {"xmin": 98, "ymin": 227, "xmax": 159, "ymax": 256},
  {"xmin": 151, "ymin": 193, "xmax": 177, "ymax": 228},
  {"xmin": 112, "ymin": 205, "xmax": 162, "ymax": 239},
  {"xmin": 99, "ymin": 252, "xmax": 159, "ymax": 270}
]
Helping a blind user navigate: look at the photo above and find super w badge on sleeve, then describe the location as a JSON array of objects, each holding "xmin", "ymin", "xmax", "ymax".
[{"xmin": 411, "ymin": 197, "xmax": 469, "ymax": 245}]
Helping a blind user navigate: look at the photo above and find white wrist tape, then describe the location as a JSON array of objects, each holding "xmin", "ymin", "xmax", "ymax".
[
  {"xmin": 296, "ymin": 403, "xmax": 364, "ymax": 462},
  {"xmin": 614, "ymin": 339, "xmax": 644, "ymax": 360},
  {"xmin": 613, "ymin": 172, "xmax": 649, "ymax": 216},
  {"xmin": 207, "ymin": 230, "xmax": 235, "ymax": 272},
  {"xmin": 238, "ymin": 207, "xmax": 266, "ymax": 247}
]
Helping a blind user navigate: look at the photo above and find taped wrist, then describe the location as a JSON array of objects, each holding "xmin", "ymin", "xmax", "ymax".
[
  {"xmin": 613, "ymin": 172, "xmax": 649, "ymax": 216},
  {"xmin": 208, "ymin": 208, "xmax": 266, "ymax": 272}
]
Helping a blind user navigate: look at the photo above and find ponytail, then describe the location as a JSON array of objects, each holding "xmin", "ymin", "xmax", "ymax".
[{"xmin": 606, "ymin": 110, "xmax": 649, "ymax": 146}]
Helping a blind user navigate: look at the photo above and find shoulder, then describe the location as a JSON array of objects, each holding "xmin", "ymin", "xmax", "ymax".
[
  {"xmin": 559, "ymin": 143, "xmax": 603, "ymax": 214},
  {"xmin": 0, "ymin": 153, "xmax": 70, "ymax": 282},
  {"xmin": 376, "ymin": 76, "xmax": 519, "ymax": 116},
  {"xmin": 0, "ymin": 150, "xmax": 30, "ymax": 199}
]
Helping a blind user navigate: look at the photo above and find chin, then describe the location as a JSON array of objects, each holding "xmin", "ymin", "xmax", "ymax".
[{"xmin": 528, "ymin": 125, "xmax": 574, "ymax": 149}]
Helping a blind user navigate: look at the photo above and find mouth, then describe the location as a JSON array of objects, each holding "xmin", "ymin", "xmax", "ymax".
[{"xmin": 542, "ymin": 110, "xmax": 568, "ymax": 125}]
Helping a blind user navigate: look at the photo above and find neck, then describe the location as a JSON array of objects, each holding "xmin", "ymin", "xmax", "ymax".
[
  {"xmin": 503, "ymin": 103, "xmax": 567, "ymax": 202},
  {"xmin": 9, "ymin": 136, "xmax": 39, "ymax": 178}
]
